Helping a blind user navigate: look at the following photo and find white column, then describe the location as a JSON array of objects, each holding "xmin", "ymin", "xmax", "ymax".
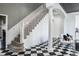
[
  {"xmin": 47, "ymin": 7, "xmax": 54, "ymax": 52},
  {"xmin": 20, "ymin": 21, "xmax": 25, "ymax": 51}
]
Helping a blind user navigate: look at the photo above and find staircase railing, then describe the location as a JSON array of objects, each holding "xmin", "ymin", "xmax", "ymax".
[{"xmin": 23, "ymin": 5, "xmax": 48, "ymax": 39}]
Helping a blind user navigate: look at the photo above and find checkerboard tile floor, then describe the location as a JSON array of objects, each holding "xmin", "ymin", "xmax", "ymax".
[{"xmin": 0, "ymin": 42, "xmax": 79, "ymax": 56}]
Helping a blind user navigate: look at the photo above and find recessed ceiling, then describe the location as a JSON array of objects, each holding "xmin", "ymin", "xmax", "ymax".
[{"xmin": 60, "ymin": 3, "xmax": 79, "ymax": 13}]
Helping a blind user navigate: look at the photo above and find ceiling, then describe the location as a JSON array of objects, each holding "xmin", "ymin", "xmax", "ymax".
[{"xmin": 60, "ymin": 3, "xmax": 79, "ymax": 13}]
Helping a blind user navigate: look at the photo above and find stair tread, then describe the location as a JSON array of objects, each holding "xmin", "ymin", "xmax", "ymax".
[
  {"xmin": 12, "ymin": 40, "xmax": 23, "ymax": 45},
  {"xmin": 8, "ymin": 44, "xmax": 24, "ymax": 49}
]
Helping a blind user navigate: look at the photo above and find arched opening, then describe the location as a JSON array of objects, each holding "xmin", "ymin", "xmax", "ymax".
[{"xmin": 52, "ymin": 8, "xmax": 65, "ymax": 48}]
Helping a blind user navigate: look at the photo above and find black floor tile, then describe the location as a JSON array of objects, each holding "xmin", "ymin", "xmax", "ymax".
[
  {"xmin": 41, "ymin": 46, "xmax": 45, "ymax": 48},
  {"xmin": 69, "ymin": 54, "xmax": 77, "ymax": 56},
  {"xmin": 37, "ymin": 53, "xmax": 44, "ymax": 56},
  {"xmin": 42, "ymin": 50, "xmax": 48, "ymax": 53},
  {"xmin": 18, "ymin": 51, "xmax": 25, "ymax": 54},
  {"xmin": 62, "ymin": 49, "xmax": 69, "ymax": 51},
  {"xmin": 53, "ymin": 50, "xmax": 59, "ymax": 52},
  {"xmin": 36, "ymin": 48, "xmax": 41, "ymax": 50},
  {"xmin": 4, "ymin": 52, "xmax": 13, "ymax": 55},
  {"xmin": 60, "ymin": 51, "xmax": 68, "ymax": 54},
  {"xmin": 26, "ymin": 49, "xmax": 31, "ymax": 51},
  {"xmin": 24, "ymin": 54, "xmax": 31, "ymax": 56},
  {"xmin": 57, "ymin": 54, "xmax": 64, "ymax": 56},
  {"xmin": 2, "ymin": 50, "xmax": 9, "ymax": 53},
  {"xmin": 49, "ymin": 52, "xmax": 56, "ymax": 55},
  {"xmin": 31, "ymin": 51, "xmax": 37, "ymax": 53}
]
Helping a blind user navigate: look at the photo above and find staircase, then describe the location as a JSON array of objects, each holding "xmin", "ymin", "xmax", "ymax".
[
  {"xmin": 7, "ymin": 4, "xmax": 48, "ymax": 52},
  {"xmin": 8, "ymin": 34, "xmax": 24, "ymax": 53},
  {"xmin": 24, "ymin": 5, "xmax": 48, "ymax": 39}
]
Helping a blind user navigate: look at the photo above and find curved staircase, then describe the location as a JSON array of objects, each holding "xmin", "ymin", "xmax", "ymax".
[{"xmin": 8, "ymin": 34, "xmax": 24, "ymax": 53}]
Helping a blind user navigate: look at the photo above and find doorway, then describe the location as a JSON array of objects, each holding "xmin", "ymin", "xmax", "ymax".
[
  {"xmin": 75, "ymin": 15, "xmax": 79, "ymax": 51},
  {"xmin": 0, "ymin": 15, "xmax": 8, "ymax": 50}
]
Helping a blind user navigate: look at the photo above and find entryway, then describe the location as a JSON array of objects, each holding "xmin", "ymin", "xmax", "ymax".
[{"xmin": 0, "ymin": 14, "xmax": 8, "ymax": 50}]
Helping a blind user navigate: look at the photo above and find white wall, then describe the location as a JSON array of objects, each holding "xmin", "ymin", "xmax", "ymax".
[
  {"xmin": 75, "ymin": 15, "xmax": 79, "ymax": 40},
  {"xmin": 64, "ymin": 13, "xmax": 75, "ymax": 40},
  {"xmin": 24, "ymin": 14, "xmax": 49, "ymax": 48},
  {"xmin": 53, "ymin": 16, "xmax": 64, "ymax": 38},
  {"xmin": 75, "ymin": 15, "xmax": 79, "ymax": 28}
]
